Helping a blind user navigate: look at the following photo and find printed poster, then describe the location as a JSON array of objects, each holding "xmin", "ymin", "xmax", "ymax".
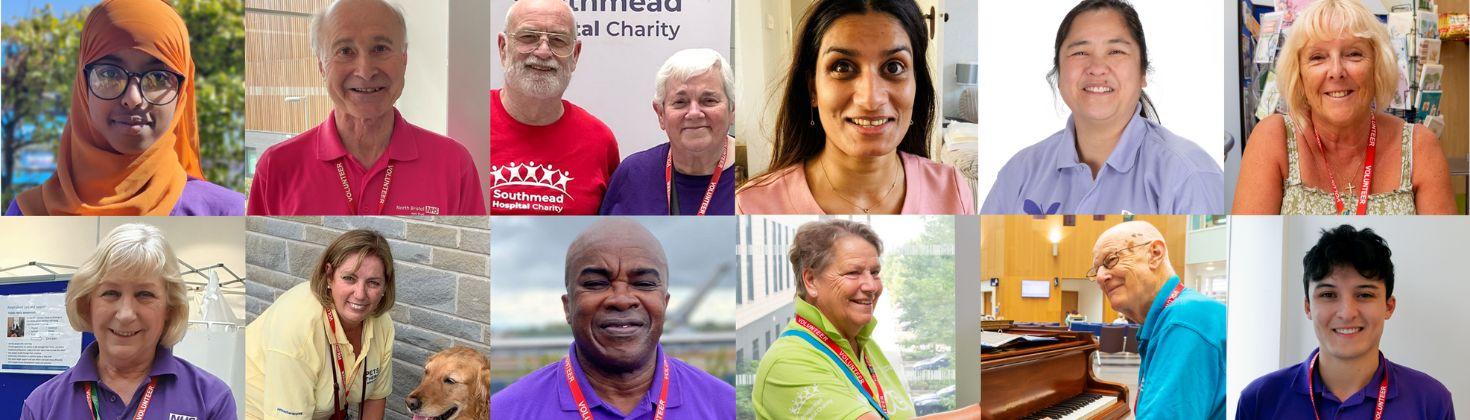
[{"xmin": 2, "ymin": 293, "xmax": 82, "ymax": 374}]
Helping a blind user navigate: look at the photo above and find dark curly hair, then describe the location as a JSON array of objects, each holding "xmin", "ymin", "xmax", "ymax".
[{"xmin": 1302, "ymin": 224, "xmax": 1393, "ymax": 298}]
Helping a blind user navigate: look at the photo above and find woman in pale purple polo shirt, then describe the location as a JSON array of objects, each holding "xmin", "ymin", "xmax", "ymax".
[
  {"xmin": 981, "ymin": 0, "xmax": 1223, "ymax": 215},
  {"xmin": 20, "ymin": 224, "xmax": 235, "ymax": 420}
]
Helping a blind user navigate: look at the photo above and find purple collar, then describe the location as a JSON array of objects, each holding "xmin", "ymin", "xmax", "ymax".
[
  {"xmin": 1292, "ymin": 348, "xmax": 1398, "ymax": 405},
  {"xmin": 66, "ymin": 342, "xmax": 183, "ymax": 385},
  {"xmin": 559, "ymin": 343, "xmax": 682, "ymax": 416}
]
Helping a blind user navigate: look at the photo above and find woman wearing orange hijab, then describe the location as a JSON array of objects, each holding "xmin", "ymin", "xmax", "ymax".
[{"xmin": 7, "ymin": 0, "xmax": 243, "ymax": 216}]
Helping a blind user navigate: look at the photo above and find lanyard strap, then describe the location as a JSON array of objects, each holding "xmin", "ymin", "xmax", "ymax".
[
  {"xmin": 664, "ymin": 142, "xmax": 728, "ymax": 216},
  {"xmin": 1308, "ymin": 353, "xmax": 1388, "ymax": 420},
  {"xmin": 324, "ymin": 309, "xmax": 357, "ymax": 411},
  {"xmin": 85, "ymin": 377, "xmax": 157, "ymax": 420},
  {"xmin": 1310, "ymin": 117, "xmax": 1377, "ymax": 215},
  {"xmin": 789, "ymin": 315, "xmax": 889, "ymax": 418},
  {"xmin": 336, "ymin": 162, "xmax": 395, "ymax": 215},
  {"xmin": 562, "ymin": 353, "xmax": 671, "ymax": 420}
]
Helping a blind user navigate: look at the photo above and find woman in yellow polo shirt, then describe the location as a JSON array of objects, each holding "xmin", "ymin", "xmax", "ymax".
[{"xmin": 244, "ymin": 229, "xmax": 397, "ymax": 419}]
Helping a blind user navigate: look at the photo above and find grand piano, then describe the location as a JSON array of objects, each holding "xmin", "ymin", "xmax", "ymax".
[{"xmin": 981, "ymin": 328, "xmax": 1130, "ymax": 420}]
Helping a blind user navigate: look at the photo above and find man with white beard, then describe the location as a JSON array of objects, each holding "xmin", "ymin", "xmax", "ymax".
[{"xmin": 490, "ymin": 0, "xmax": 619, "ymax": 215}]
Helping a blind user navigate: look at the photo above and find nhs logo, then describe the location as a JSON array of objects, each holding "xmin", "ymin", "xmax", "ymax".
[{"xmin": 169, "ymin": 414, "xmax": 199, "ymax": 420}]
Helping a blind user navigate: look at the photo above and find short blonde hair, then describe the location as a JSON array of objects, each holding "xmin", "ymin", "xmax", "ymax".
[
  {"xmin": 1274, "ymin": 0, "xmax": 1399, "ymax": 131},
  {"xmin": 66, "ymin": 224, "xmax": 190, "ymax": 347},
  {"xmin": 309, "ymin": 230, "xmax": 396, "ymax": 317}
]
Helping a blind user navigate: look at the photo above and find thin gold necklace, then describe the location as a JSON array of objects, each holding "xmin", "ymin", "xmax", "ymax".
[{"xmin": 818, "ymin": 156, "xmax": 899, "ymax": 214}]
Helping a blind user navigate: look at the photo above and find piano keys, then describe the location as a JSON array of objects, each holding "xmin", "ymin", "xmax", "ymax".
[{"xmin": 981, "ymin": 329, "xmax": 1130, "ymax": 420}]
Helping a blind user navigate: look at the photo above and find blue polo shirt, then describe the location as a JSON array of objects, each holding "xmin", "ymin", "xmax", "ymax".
[
  {"xmin": 492, "ymin": 344, "xmax": 734, "ymax": 419},
  {"xmin": 1136, "ymin": 276, "xmax": 1227, "ymax": 419},
  {"xmin": 1237, "ymin": 349, "xmax": 1455, "ymax": 419}
]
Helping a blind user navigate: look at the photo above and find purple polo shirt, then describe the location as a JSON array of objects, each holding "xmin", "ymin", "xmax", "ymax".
[
  {"xmin": 5, "ymin": 177, "xmax": 245, "ymax": 216},
  {"xmin": 491, "ymin": 344, "xmax": 734, "ymax": 419},
  {"xmin": 1236, "ymin": 349, "xmax": 1455, "ymax": 420},
  {"xmin": 599, "ymin": 142, "xmax": 735, "ymax": 215},
  {"xmin": 20, "ymin": 343, "xmax": 236, "ymax": 420}
]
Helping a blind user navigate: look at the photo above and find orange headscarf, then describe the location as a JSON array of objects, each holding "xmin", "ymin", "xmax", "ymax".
[{"xmin": 15, "ymin": 0, "xmax": 203, "ymax": 215}]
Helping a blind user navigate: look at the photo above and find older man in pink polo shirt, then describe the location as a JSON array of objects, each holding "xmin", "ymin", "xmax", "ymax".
[{"xmin": 248, "ymin": 0, "xmax": 485, "ymax": 216}]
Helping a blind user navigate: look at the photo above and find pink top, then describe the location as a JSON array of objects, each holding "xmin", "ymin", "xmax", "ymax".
[
  {"xmin": 736, "ymin": 152, "xmax": 975, "ymax": 215},
  {"xmin": 248, "ymin": 109, "xmax": 486, "ymax": 216}
]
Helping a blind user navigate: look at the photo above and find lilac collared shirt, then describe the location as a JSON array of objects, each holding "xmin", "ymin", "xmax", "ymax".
[
  {"xmin": 1236, "ymin": 349, "xmax": 1455, "ymax": 420},
  {"xmin": 982, "ymin": 110, "xmax": 1224, "ymax": 215},
  {"xmin": 20, "ymin": 343, "xmax": 236, "ymax": 420},
  {"xmin": 491, "ymin": 344, "xmax": 734, "ymax": 419}
]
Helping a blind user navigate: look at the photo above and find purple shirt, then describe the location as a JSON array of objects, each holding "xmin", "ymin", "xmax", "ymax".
[
  {"xmin": 1236, "ymin": 349, "xmax": 1455, "ymax": 420},
  {"xmin": 981, "ymin": 108, "xmax": 1223, "ymax": 215},
  {"xmin": 599, "ymin": 142, "xmax": 735, "ymax": 215},
  {"xmin": 492, "ymin": 344, "xmax": 734, "ymax": 419},
  {"xmin": 20, "ymin": 343, "xmax": 236, "ymax": 420},
  {"xmin": 6, "ymin": 177, "xmax": 245, "ymax": 216}
]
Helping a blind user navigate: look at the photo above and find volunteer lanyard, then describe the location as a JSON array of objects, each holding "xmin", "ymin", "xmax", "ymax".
[
  {"xmin": 1310, "ymin": 117, "xmax": 1377, "ymax": 215},
  {"xmin": 1134, "ymin": 279, "xmax": 1185, "ymax": 413},
  {"xmin": 1308, "ymin": 353, "xmax": 1388, "ymax": 420},
  {"xmin": 561, "ymin": 352, "xmax": 671, "ymax": 420},
  {"xmin": 336, "ymin": 162, "xmax": 395, "ymax": 215},
  {"xmin": 792, "ymin": 315, "xmax": 888, "ymax": 417},
  {"xmin": 664, "ymin": 141, "xmax": 728, "ymax": 216},
  {"xmin": 324, "ymin": 309, "xmax": 364, "ymax": 416},
  {"xmin": 85, "ymin": 377, "xmax": 157, "ymax": 420}
]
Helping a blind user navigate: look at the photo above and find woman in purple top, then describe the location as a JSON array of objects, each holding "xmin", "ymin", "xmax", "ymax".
[
  {"xmin": 20, "ymin": 224, "xmax": 235, "ymax": 419},
  {"xmin": 600, "ymin": 48, "xmax": 736, "ymax": 215}
]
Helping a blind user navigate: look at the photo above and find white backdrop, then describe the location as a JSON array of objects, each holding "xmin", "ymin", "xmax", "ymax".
[
  {"xmin": 1226, "ymin": 216, "xmax": 1470, "ymax": 418},
  {"xmin": 489, "ymin": 0, "xmax": 732, "ymax": 159},
  {"xmin": 975, "ymin": 0, "xmax": 1225, "ymax": 205}
]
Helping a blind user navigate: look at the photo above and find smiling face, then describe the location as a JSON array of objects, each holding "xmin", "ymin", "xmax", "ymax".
[
  {"xmin": 1306, "ymin": 266, "xmax": 1394, "ymax": 364},
  {"xmin": 1090, "ymin": 236, "xmax": 1161, "ymax": 321},
  {"xmin": 498, "ymin": 0, "xmax": 580, "ymax": 100},
  {"xmin": 318, "ymin": 0, "xmax": 408, "ymax": 122},
  {"xmin": 812, "ymin": 12, "xmax": 915, "ymax": 159},
  {"xmin": 328, "ymin": 252, "xmax": 387, "ymax": 327},
  {"xmin": 1057, "ymin": 9, "xmax": 1145, "ymax": 128},
  {"xmin": 84, "ymin": 49, "xmax": 180, "ymax": 155},
  {"xmin": 562, "ymin": 222, "xmax": 669, "ymax": 373},
  {"xmin": 657, "ymin": 68, "xmax": 731, "ymax": 158},
  {"xmin": 89, "ymin": 273, "xmax": 168, "ymax": 365},
  {"xmin": 1298, "ymin": 36, "xmax": 1375, "ymax": 126},
  {"xmin": 803, "ymin": 235, "xmax": 883, "ymax": 340}
]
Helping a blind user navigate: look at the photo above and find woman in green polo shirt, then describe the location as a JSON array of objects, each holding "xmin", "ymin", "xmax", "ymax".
[{"xmin": 753, "ymin": 219, "xmax": 979, "ymax": 420}]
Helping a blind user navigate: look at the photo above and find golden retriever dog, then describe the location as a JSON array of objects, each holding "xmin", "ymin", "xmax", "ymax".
[{"xmin": 408, "ymin": 346, "xmax": 489, "ymax": 420}]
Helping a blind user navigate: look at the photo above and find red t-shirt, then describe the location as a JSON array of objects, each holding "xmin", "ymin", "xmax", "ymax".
[
  {"xmin": 490, "ymin": 89, "xmax": 619, "ymax": 215},
  {"xmin": 248, "ymin": 109, "xmax": 486, "ymax": 216}
]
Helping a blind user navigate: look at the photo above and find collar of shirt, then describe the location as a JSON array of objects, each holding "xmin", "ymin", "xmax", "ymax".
[
  {"xmin": 792, "ymin": 298, "xmax": 877, "ymax": 356},
  {"xmin": 1135, "ymin": 275, "xmax": 1182, "ymax": 352},
  {"xmin": 66, "ymin": 342, "xmax": 183, "ymax": 385},
  {"xmin": 314, "ymin": 108, "xmax": 421, "ymax": 167},
  {"xmin": 326, "ymin": 305, "xmax": 384, "ymax": 368},
  {"xmin": 1054, "ymin": 104, "xmax": 1148, "ymax": 174},
  {"xmin": 558, "ymin": 343, "xmax": 685, "ymax": 416},
  {"xmin": 1292, "ymin": 349, "xmax": 1398, "ymax": 406}
]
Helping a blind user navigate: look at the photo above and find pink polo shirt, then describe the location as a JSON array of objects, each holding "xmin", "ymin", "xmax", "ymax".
[
  {"xmin": 736, "ymin": 152, "xmax": 975, "ymax": 215},
  {"xmin": 248, "ymin": 109, "xmax": 486, "ymax": 215}
]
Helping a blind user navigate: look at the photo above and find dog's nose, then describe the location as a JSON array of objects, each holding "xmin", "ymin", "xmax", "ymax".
[{"xmin": 407, "ymin": 396, "xmax": 420, "ymax": 411}]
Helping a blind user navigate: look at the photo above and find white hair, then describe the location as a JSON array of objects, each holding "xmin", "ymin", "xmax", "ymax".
[
  {"xmin": 653, "ymin": 48, "xmax": 735, "ymax": 112},
  {"xmin": 503, "ymin": 0, "xmax": 578, "ymax": 36},
  {"xmin": 310, "ymin": 0, "xmax": 409, "ymax": 64}
]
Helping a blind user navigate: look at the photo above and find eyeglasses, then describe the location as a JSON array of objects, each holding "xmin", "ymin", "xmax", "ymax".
[
  {"xmin": 84, "ymin": 63, "xmax": 183, "ymax": 106},
  {"xmin": 508, "ymin": 30, "xmax": 576, "ymax": 57},
  {"xmin": 1086, "ymin": 242, "xmax": 1150, "ymax": 279}
]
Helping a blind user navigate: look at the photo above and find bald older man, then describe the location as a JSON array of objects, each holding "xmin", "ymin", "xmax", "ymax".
[
  {"xmin": 490, "ymin": 0, "xmax": 619, "ymax": 215},
  {"xmin": 1090, "ymin": 221, "xmax": 1226, "ymax": 419},
  {"xmin": 491, "ymin": 219, "xmax": 734, "ymax": 419},
  {"xmin": 249, "ymin": 0, "xmax": 485, "ymax": 216}
]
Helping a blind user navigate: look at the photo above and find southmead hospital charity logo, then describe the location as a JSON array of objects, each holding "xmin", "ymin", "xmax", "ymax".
[{"xmin": 490, "ymin": 161, "xmax": 574, "ymax": 212}]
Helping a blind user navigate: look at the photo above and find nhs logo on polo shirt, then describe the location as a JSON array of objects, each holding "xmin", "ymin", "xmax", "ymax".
[{"xmin": 169, "ymin": 414, "xmax": 199, "ymax": 420}]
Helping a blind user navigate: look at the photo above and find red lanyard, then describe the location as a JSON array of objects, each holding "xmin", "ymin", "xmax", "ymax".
[
  {"xmin": 1308, "ymin": 353, "xmax": 1389, "ymax": 420},
  {"xmin": 1310, "ymin": 117, "xmax": 1377, "ymax": 215},
  {"xmin": 664, "ymin": 141, "xmax": 728, "ymax": 216},
  {"xmin": 85, "ymin": 377, "xmax": 157, "ymax": 420},
  {"xmin": 336, "ymin": 162, "xmax": 395, "ymax": 215},
  {"xmin": 562, "ymin": 353, "xmax": 670, "ymax": 420},
  {"xmin": 324, "ymin": 309, "xmax": 358, "ymax": 410},
  {"xmin": 794, "ymin": 315, "xmax": 888, "ymax": 414}
]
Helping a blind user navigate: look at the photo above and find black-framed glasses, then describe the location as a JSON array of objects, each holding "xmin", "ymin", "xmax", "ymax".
[
  {"xmin": 507, "ymin": 30, "xmax": 575, "ymax": 57},
  {"xmin": 83, "ymin": 63, "xmax": 183, "ymax": 106},
  {"xmin": 1087, "ymin": 242, "xmax": 1151, "ymax": 279}
]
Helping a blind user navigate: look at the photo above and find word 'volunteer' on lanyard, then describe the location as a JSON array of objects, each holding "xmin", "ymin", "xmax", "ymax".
[
  {"xmin": 1310, "ymin": 117, "xmax": 1377, "ymax": 215},
  {"xmin": 85, "ymin": 377, "xmax": 157, "ymax": 420},
  {"xmin": 336, "ymin": 162, "xmax": 395, "ymax": 215},
  {"xmin": 664, "ymin": 140, "xmax": 728, "ymax": 216},
  {"xmin": 1134, "ymin": 279, "xmax": 1186, "ymax": 413},
  {"xmin": 324, "ymin": 308, "xmax": 365, "ymax": 416},
  {"xmin": 1308, "ymin": 353, "xmax": 1389, "ymax": 420},
  {"xmin": 785, "ymin": 315, "xmax": 890, "ymax": 419},
  {"xmin": 562, "ymin": 352, "xmax": 671, "ymax": 420}
]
